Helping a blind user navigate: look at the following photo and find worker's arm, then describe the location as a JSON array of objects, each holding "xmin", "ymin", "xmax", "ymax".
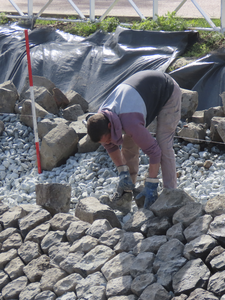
[
  {"xmin": 108, "ymin": 148, "xmax": 125, "ymax": 167},
  {"xmin": 109, "ymin": 148, "xmax": 160, "ymax": 178},
  {"xmin": 149, "ymin": 162, "xmax": 160, "ymax": 178},
  {"xmin": 120, "ymin": 113, "xmax": 161, "ymax": 175}
]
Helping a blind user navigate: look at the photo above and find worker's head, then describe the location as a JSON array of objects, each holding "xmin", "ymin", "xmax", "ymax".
[{"xmin": 87, "ymin": 113, "xmax": 111, "ymax": 144}]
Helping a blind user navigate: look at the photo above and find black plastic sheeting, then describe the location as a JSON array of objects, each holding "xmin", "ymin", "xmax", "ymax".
[
  {"xmin": 0, "ymin": 24, "xmax": 198, "ymax": 112},
  {"xmin": 170, "ymin": 53, "xmax": 225, "ymax": 110}
]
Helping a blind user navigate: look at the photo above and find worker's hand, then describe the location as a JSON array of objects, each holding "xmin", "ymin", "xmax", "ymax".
[
  {"xmin": 117, "ymin": 165, "xmax": 135, "ymax": 196},
  {"xmin": 136, "ymin": 178, "xmax": 159, "ymax": 209}
]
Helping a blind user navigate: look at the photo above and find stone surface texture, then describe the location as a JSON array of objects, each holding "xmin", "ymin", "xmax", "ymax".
[
  {"xmin": 0, "ymin": 192, "xmax": 225, "ymax": 299},
  {"xmin": 1, "ymin": 70, "xmax": 225, "ymax": 300}
]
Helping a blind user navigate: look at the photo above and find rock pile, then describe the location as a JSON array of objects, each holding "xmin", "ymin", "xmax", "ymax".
[
  {"xmin": 0, "ymin": 75, "xmax": 199, "ymax": 172},
  {"xmin": 1, "ymin": 74, "xmax": 225, "ymax": 173},
  {"xmin": 1, "ymin": 74, "xmax": 225, "ymax": 300},
  {"xmin": 1, "ymin": 189, "xmax": 225, "ymax": 299}
]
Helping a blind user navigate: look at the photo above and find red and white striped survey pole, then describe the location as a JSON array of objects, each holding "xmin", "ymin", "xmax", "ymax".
[{"xmin": 24, "ymin": 29, "xmax": 42, "ymax": 174}]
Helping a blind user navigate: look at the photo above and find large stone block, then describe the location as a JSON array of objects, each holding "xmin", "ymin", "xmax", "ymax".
[
  {"xmin": 210, "ymin": 116, "xmax": 225, "ymax": 142},
  {"xmin": 205, "ymin": 194, "xmax": 225, "ymax": 217},
  {"xmin": 20, "ymin": 99, "xmax": 48, "ymax": 128},
  {"xmin": 69, "ymin": 119, "xmax": 87, "ymax": 140},
  {"xmin": 77, "ymin": 134, "xmax": 100, "ymax": 153},
  {"xmin": 52, "ymin": 87, "xmax": 69, "ymax": 108},
  {"xmin": 37, "ymin": 117, "xmax": 69, "ymax": 139},
  {"xmin": 36, "ymin": 183, "xmax": 71, "ymax": 215},
  {"xmin": 62, "ymin": 104, "xmax": 84, "ymax": 121},
  {"xmin": 204, "ymin": 106, "xmax": 224, "ymax": 127},
  {"xmin": 23, "ymin": 86, "xmax": 59, "ymax": 115},
  {"xmin": 0, "ymin": 80, "xmax": 19, "ymax": 113},
  {"xmin": 151, "ymin": 188, "xmax": 195, "ymax": 219},
  {"xmin": 66, "ymin": 90, "xmax": 89, "ymax": 112},
  {"xmin": 180, "ymin": 88, "xmax": 198, "ymax": 119},
  {"xmin": 75, "ymin": 197, "xmax": 122, "ymax": 229},
  {"xmin": 191, "ymin": 110, "xmax": 205, "ymax": 124},
  {"xmin": 177, "ymin": 122, "xmax": 206, "ymax": 144},
  {"xmin": 217, "ymin": 118, "xmax": 225, "ymax": 143},
  {"xmin": 40, "ymin": 123, "xmax": 78, "ymax": 170},
  {"xmin": 20, "ymin": 75, "xmax": 56, "ymax": 100},
  {"xmin": 18, "ymin": 208, "xmax": 51, "ymax": 238}
]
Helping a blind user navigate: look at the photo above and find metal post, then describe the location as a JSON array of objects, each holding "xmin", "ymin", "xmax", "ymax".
[
  {"xmin": 191, "ymin": 0, "xmax": 218, "ymax": 30},
  {"xmin": 90, "ymin": 0, "xmax": 95, "ymax": 22},
  {"xmin": 67, "ymin": 0, "xmax": 85, "ymax": 19},
  {"xmin": 8, "ymin": 0, "xmax": 24, "ymax": 16},
  {"xmin": 127, "ymin": 0, "xmax": 146, "ymax": 20},
  {"xmin": 174, "ymin": 0, "xmax": 188, "ymax": 13},
  {"xmin": 99, "ymin": 0, "xmax": 120, "ymax": 22},
  {"xmin": 36, "ymin": 0, "xmax": 54, "ymax": 18},
  {"xmin": 221, "ymin": 0, "xmax": 225, "ymax": 31},
  {"xmin": 28, "ymin": 0, "xmax": 33, "ymax": 19},
  {"xmin": 153, "ymin": 0, "xmax": 158, "ymax": 20},
  {"xmin": 174, "ymin": 0, "xmax": 221, "ymax": 32}
]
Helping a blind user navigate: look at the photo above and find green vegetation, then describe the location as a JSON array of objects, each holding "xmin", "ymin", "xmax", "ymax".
[
  {"xmin": 58, "ymin": 12, "xmax": 225, "ymax": 59},
  {"xmin": 63, "ymin": 17, "xmax": 120, "ymax": 36},
  {"xmin": 35, "ymin": 19, "xmax": 59, "ymax": 26},
  {"xmin": 184, "ymin": 31, "xmax": 224, "ymax": 57},
  {"xmin": 1, "ymin": 11, "xmax": 225, "ymax": 59},
  {"xmin": 0, "ymin": 13, "xmax": 9, "ymax": 24},
  {"xmin": 131, "ymin": 12, "xmax": 188, "ymax": 31},
  {"xmin": 64, "ymin": 21, "xmax": 100, "ymax": 36}
]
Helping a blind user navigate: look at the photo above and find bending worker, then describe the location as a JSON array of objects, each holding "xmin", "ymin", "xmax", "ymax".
[{"xmin": 87, "ymin": 70, "xmax": 182, "ymax": 209}]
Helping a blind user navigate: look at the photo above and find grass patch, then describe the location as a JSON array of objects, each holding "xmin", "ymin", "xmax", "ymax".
[
  {"xmin": 131, "ymin": 12, "xmax": 188, "ymax": 31},
  {"xmin": 63, "ymin": 17, "xmax": 120, "ymax": 36},
  {"xmin": 0, "ymin": 13, "xmax": 9, "ymax": 24},
  {"xmin": 35, "ymin": 19, "xmax": 60, "ymax": 26},
  {"xmin": 185, "ymin": 31, "xmax": 225, "ymax": 57}
]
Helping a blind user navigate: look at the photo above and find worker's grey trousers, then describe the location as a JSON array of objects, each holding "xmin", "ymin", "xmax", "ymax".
[{"xmin": 121, "ymin": 80, "xmax": 181, "ymax": 189}]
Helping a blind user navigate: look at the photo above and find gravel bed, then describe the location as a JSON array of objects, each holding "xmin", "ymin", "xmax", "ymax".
[{"xmin": 1, "ymin": 113, "xmax": 225, "ymax": 221}]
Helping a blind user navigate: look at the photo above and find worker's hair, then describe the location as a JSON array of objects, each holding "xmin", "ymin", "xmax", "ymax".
[{"xmin": 87, "ymin": 113, "xmax": 110, "ymax": 143}]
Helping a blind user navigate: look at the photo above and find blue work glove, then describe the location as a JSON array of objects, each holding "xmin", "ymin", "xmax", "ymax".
[
  {"xmin": 117, "ymin": 165, "xmax": 135, "ymax": 196},
  {"xmin": 136, "ymin": 178, "xmax": 159, "ymax": 209}
]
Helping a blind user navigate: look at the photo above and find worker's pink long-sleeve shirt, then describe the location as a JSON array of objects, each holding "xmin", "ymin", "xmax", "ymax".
[{"xmin": 98, "ymin": 70, "xmax": 174, "ymax": 164}]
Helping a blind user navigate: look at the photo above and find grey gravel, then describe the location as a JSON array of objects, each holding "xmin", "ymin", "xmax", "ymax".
[{"xmin": 1, "ymin": 114, "xmax": 225, "ymax": 224}]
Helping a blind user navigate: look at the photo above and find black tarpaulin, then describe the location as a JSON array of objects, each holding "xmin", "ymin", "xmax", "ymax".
[
  {"xmin": 0, "ymin": 24, "xmax": 198, "ymax": 112},
  {"xmin": 170, "ymin": 52, "xmax": 225, "ymax": 110}
]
